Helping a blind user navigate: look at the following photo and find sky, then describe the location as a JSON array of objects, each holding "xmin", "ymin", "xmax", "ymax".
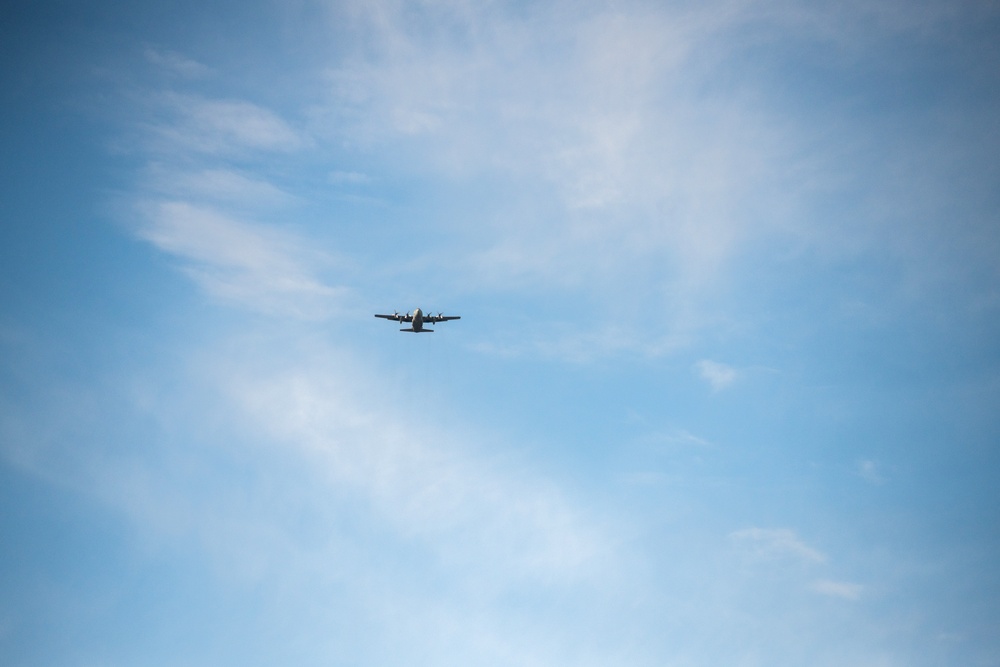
[{"xmin": 2, "ymin": 0, "xmax": 999, "ymax": 665}]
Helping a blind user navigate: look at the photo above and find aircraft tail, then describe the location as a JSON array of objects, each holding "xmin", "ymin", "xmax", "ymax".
[{"xmin": 399, "ymin": 328, "xmax": 434, "ymax": 332}]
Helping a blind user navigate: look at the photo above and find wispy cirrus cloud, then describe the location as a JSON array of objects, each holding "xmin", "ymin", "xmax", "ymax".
[
  {"xmin": 0, "ymin": 330, "xmax": 621, "ymax": 664},
  {"xmin": 120, "ymin": 50, "xmax": 615, "ymax": 587},
  {"xmin": 141, "ymin": 165, "xmax": 297, "ymax": 208},
  {"xmin": 135, "ymin": 200, "xmax": 346, "ymax": 318},
  {"xmin": 214, "ymin": 347, "xmax": 615, "ymax": 584},
  {"xmin": 145, "ymin": 93, "xmax": 307, "ymax": 156},
  {"xmin": 328, "ymin": 170, "xmax": 371, "ymax": 185},
  {"xmin": 637, "ymin": 428, "xmax": 713, "ymax": 449},
  {"xmin": 124, "ymin": 55, "xmax": 340, "ymax": 318},
  {"xmin": 303, "ymin": 0, "xmax": 1000, "ymax": 368},
  {"xmin": 317, "ymin": 1, "xmax": 807, "ymax": 267},
  {"xmin": 297, "ymin": 1, "xmax": 849, "ymax": 366},
  {"xmin": 695, "ymin": 359, "xmax": 739, "ymax": 391},
  {"xmin": 730, "ymin": 527, "xmax": 827, "ymax": 563},
  {"xmin": 857, "ymin": 459, "xmax": 885, "ymax": 485},
  {"xmin": 810, "ymin": 579, "xmax": 864, "ymax": 600},
  {"xmin": 144, "ymin": 47, "xmax": 212, "ymax": 78}
]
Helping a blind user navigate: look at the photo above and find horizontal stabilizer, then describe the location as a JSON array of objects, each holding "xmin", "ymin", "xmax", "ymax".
[{"xmin": 399, "ymin": 328, "xmax": 434, "ymax": 332}]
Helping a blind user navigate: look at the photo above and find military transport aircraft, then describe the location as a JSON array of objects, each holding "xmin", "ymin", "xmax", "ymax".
[{"xmin": 375, "ymin": 308, "xmax": 461, "ymax": 332}]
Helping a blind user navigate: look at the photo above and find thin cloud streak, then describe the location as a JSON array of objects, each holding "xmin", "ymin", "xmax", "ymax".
[
  {"xmin": 636, "ymin": 428, "xmax": 714, "ymax": 449},
  {"xmin": 143, "ymin": 47, "xmax": 212, "ymax": 78},
  {"xmin": 141, "ymin": 165, "xmax": 297, "ymax": 208},
  {"xmin": 134, "ymin": 200, "xmax": 346, "ymax": 319},
  {"xmin": 144, "ymin": 93, "xmax": 307, "ymax": 156},
  {"xmin": 811, "ymin": 579, "xmax": 864, "ymax": 600},
  {"xmin": 730, "ymin": 527, "xmax": 827, "ymax": 563}
]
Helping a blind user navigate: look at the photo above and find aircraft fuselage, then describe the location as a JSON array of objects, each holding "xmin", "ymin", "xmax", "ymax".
[{"xmin": 409, "ymin": 307, "xmax": 426, "ymax": 332}]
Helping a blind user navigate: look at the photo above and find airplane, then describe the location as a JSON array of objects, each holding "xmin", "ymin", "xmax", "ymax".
[{"xmin": 375, "ymin": 307, "xmax": 461, "ymax": 333}]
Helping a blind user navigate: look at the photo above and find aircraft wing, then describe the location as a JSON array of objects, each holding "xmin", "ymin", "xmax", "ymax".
[
  {"xmin": 375, "ymin": 313, "xmax": 413, "ymax": 322},
  {"xmin": 423, "ymin": 314, "xmax": 461, "ymax": 324}
]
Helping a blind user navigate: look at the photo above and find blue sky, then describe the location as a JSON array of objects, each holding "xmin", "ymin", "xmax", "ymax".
[{"xmin": 2, "ymin": 0, "xmax": 999, "ymax": 665}]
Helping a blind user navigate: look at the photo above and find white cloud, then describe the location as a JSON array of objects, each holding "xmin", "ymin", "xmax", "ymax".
[
  {"xmin": 147, "ymin": 93, "xmax": 306, "ymax": 156},
  {"xmin": 329, "ymin": 170, "xmax": 371, "ymax": 185},
  {"xmin": 121, "ymin": 1, "xmax": 997, "ymax": 367},
  {"xmin": 730, "ymin": 527, "xmax": 827, "ymax": 563},
  {"xmin": 299, "ymin": 0, "xmax": 1000, "ymax": 368},
  {"xmin": 857, "ymin": 459, "xmax": 885, "ymax": 485},
  {"xmin": 185, "ymin": 98, "xmax": 304, "ymax": 152},
  {"xmin": 134, "ymin": 200, "xmax": 346, "ymax": 319},
  {"xmin": 617, "ymin": 471, "xmax": 665, "ymax": 486},
  {"xmin": 0, "ymin": 319, "xmax": 623, "ymax": 663},
  {"xmin": 144, "ymin": 47, "xmax": 212, "ymax": 78},
  {"xmin": 811, "ymin": 579, "xmax": 864, "ymax": 600},
  {"xmin": 141, "ymin": 165, "xmax": 296, "ymax": 208},
  {"xmin": 637, "ymin": 428, "xmax": 713, "ymax": 449},
  {"xmin": 215, "ymin": 351, "xmax": 614, "ymax": 584},
  {"xmin": 695, "ymin": 359, "xmax": 738, "ymax": 391},
  {"xmin": 300, "ymin": 0, "xmax": 839, "ymax": 364}
]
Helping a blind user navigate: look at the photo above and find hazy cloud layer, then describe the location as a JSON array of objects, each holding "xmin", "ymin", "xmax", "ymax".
[
  {"xmin": 214, "ymin": 347, "xmax": 615, "ymax": 585},
  {"xmin": 292, "ymin": 0, "xmax": 1000, "ymax": 364}
]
